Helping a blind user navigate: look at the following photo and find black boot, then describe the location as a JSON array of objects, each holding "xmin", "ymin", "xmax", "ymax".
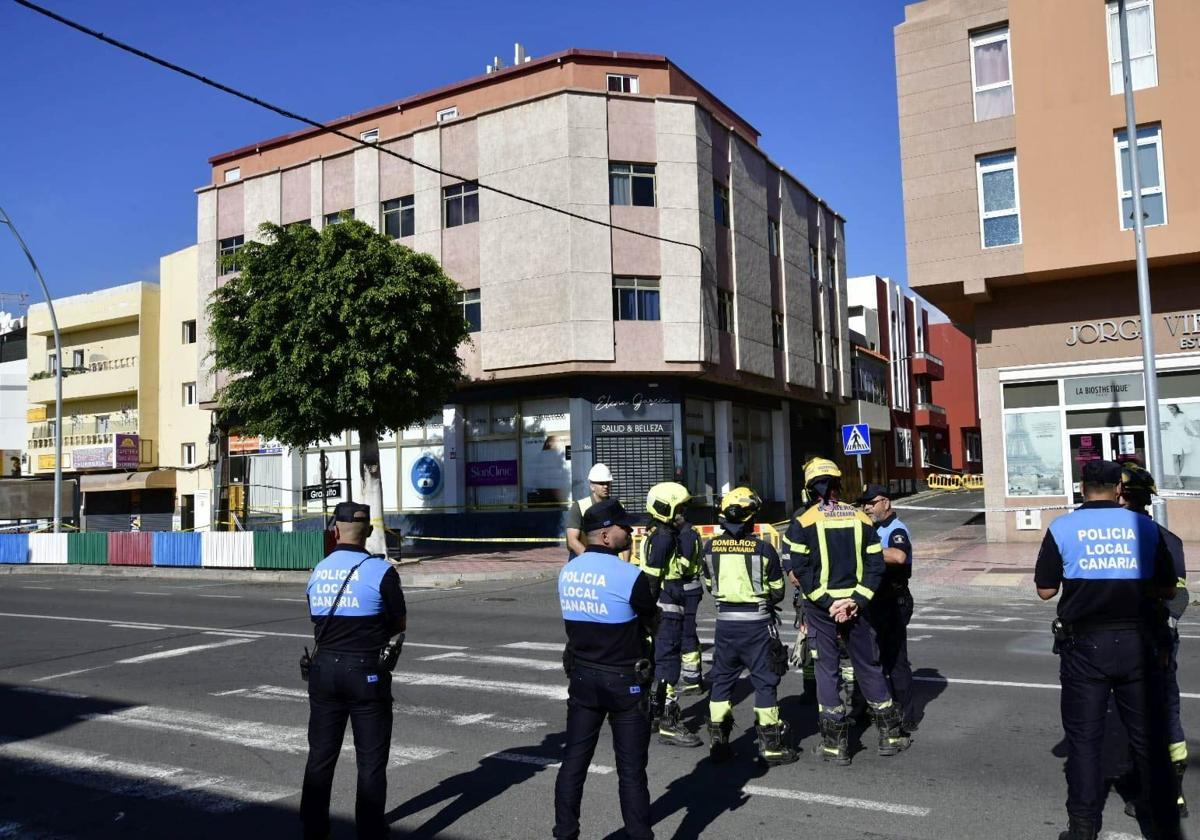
[
  {"xmin": 870, "ymin": 703, "xmax": 911, "ymax": 757},
  {"xmin": 1176, "ymin": 759, "xmax": 1189, "ymax": 818},
  {"xmin": 815, "ymin": 717, "xmax": 850, "ymax": 766},
  {"xmin": 648, "ymin": 680, "xmax": 667, "ymax": 733},
  {"xmin": 756, "ymin": 722, "xmax": 799, "ymax": 767},
  {"xmin": 657, "ymin": 702, "xmax": 702, "ymax": 747},
  {"xmin": 707, "ymin": 716, "xmax": 733, "ymax": 763},
  {"xmin": 1057, "ymin": 815, "xmax": 1097, "ymax": 840}
]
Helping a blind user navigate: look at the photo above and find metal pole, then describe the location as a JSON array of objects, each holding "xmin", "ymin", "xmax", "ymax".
[
  {"xmin": 0, "ymin": 204, "xmax": 63, "ymax": 533},
  {"xmin": 1117, "ymin": 0, "xmax": 1167, "ymax": 526}
]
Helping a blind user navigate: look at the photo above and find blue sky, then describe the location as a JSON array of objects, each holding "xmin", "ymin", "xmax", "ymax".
[{"xmin": 0, "ymin": 0, "xmax": 913, "ymax": 308}]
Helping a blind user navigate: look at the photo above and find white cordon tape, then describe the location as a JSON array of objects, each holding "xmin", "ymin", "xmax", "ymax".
[{"xmin": 897, "ymin": 492, "xmax": 1197, "ymax": 515}]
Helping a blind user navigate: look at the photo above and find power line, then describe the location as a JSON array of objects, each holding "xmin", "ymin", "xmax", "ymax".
[{"xmin": 13, "ymin": 0, "xmax": 704, "ymax": 258}]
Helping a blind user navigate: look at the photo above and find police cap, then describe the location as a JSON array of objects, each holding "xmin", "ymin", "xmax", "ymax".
[
  {"xmin": 583, "ymin": 499, "xmax": 641, "ymax": 532},
  {"xmin": 857, "ymin": 483, "xmax": 892, "ymax": 504},
  {"xmin": 1080, "ymin": 459, "xmax": 1122, "ymax": 486},
  {"xmin": 333, "ymin": 501, "xmax": 371, "ymax": 523}
]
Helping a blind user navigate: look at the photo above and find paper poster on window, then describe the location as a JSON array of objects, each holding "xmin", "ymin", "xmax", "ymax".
[
  {"xmin": 1160, "ymin": 401, "xmax": 1200, "ymax": 494},
  {"xmin": 1004, "ymin": 411, "xmax": 1065, "ymax": 497}
]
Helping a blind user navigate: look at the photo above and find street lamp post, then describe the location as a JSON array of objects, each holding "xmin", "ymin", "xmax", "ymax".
[
  {"xmin": 0, "ymin": 204, "xmax": 63, "ymax": 532},
  {"xmin": 1116, "ymin": 0, "xmax": 1167, "ymax": 526}
]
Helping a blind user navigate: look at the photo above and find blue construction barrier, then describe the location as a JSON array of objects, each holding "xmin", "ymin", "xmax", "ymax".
[
  {"xmin": 0, "ymin": 533, "xmax": 28, "ymax": 564},
  {"xmin": 153, "ymin": 532, "xmax": 202, "ymax": 567}
]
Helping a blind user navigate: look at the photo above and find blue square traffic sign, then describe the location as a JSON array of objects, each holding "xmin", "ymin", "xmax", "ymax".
[{"xmin": 841, "ymin": 424, "xmax": 871, "ymax": 456}]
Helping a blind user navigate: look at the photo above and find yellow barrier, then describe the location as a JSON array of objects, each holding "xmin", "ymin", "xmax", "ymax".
[
  {"xmin": 962, "ymin": 474, "xmax": 985, "ymax": 490},
  {"xmin": 927, "ymin": 473, "xmax": 963, "ymax": 491}
]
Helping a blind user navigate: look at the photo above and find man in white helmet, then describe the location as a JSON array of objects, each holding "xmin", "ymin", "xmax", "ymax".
[{"xmin": 565, "ymin": 463, "xmax": 614, "ymax": 559}]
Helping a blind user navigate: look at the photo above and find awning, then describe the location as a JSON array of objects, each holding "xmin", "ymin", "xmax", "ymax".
[{"xmin": 80, "ymin": 471, "xmax": 177, "ymax": 494}]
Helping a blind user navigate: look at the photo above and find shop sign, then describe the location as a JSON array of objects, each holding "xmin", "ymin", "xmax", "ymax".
[
  {"xmin": 37, "ymin": 454, "xmax": 57, "ymax": 470},
  {"xmin": 26, "ymin": 405, "xmax": 47, "ymax": 423},
  {"xmin": 466, "ymin": 459, "xmax": 518, "ymax": 487},
  {"xmin": 1063, "ymin": 373, "xmax": 1144, "ymax": 406},
  {"xmin": 114, "ymin": 433, "xmax": 140, "ymax": 468},
  {"xmin": 229, "ymin": 434, "xmax": 282, "ymax": 455},
  {"xmin": 594, "ymin": 392, "xmax": 671, "ymax": 413},
  {"xmin": 410, "ymin": 454, "xmax": 443, "ymax": 497},
  {"xmin": 594, "ymin": 421, "xmax": 672, "ymax": 436},
  {"xmin": 1066, "ymin": 312, "xmax": 1200, "ymax": 350},
  {"xmin": 73, "ymin": 445, "xmax": 113, "ymax": 470},
  {"xmin": 303, "ymin": 481, "xmax": 342, "ymax": 502}
]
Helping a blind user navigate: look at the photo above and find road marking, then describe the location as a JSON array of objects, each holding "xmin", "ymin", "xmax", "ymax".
[
  {"xmin": 915, "ymin": 615, "xmax": 1025, "ymax": 624},
  {"xmin": 78, "ymin": 588, "xmax": 111, "ymax": 593},
  {"xmin": 391, "ymin": 670, "xmax": 568, "ymax": 701},
  {"xmin": 216, "ymin": 684, "xmax": 548, "ymax": 732},
  {"xmin": 489, "ymin": 751, "xmax": 614, "ymax": 775},
  {"xmin": 1101, "ymin": 833, "xmax": 1142, "ymax": 840},
  {"xmin": 914, "ymin": 674, "xmax": 1200, "ymax": 699},
  {"xmin": 109, "ymin": 624, "xmax": 166, "ymax": 631},
  {"xmin": 500, "ymin": 641, "xmax": 563, "ymax": 652},
  {"xmin": 20, "ymin": 586, "xmax": 52, "ymax": 590},
  {"xmin": 132, "ymin": 591, "xmax": 170, "ymax": 596},
  {"xmin": 12, "ymin": 686, "xmax": 88, "ymax": 699},
  {"xmin": 0, "ymin": 739, "xmax": 293, "ymax": 812},
  {"xmin": 0, "ymin": 610, "xmax": 465, "ymax": 647},
  {"xmin": 116, "ymin": 637, "xmax": 254, "ymax": 665},
  {"xmin": 907, "ymin": 624, "xmax": 979, "ymax": 631},
  {"xmin": 909, "ymin": 635, "xmax": 932, "ymax": 642},
  {"xmin": 196, "ymin": 594, "xmax": 242, "ymax": 600},
  {"xmin": 273, "ymin": 597, "xmax": 307, "ymax": 602},
  {"xmin": 30, "ymin": 666, "xmax": 106, "ymax": 683},
  {"xmin": 742, "ymin": 783, "xmax": 930, "ymax": 817},
  {"xmin": 84, "ymin": 704, "xmax": 449, "ymax": 765},
  {"xmin": 418, "ymin": 651, "xmax": 560, "ymax": 671},
  {"xmin": 202, "ymin": 630, "xmax": 263, "ymax": 638}
]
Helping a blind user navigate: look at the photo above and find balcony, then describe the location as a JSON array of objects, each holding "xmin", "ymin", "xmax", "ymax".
[
  {"xmin": 913, "ymin": 402, "xmax": 948, "ymax": 429},
  {"xmin": 29, "ymin": 416, "xmax": 139, "ymax": 451},
  {"xmin": 910, "ymin": 351, "xmax": 944, "ymax": 381},
  {"xmin": 28, "ymin": 356, "xmax": 140, "ymax": 403}
]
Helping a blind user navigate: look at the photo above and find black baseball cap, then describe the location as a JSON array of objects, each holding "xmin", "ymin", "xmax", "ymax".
[
  {"xmin": 333, "ymin": 501, "xmax": 371, "ymax": 523},
  {"xmin": 1081, "ymin": 459, "xmax": 1123, "ymax": 486},
  {"xmin": 583, "ymin": 499, "xmax": 640, "ymax": 532},
  {"xmin": 857, "ymin": 483, "xmax": 892, "ymax": 505}
]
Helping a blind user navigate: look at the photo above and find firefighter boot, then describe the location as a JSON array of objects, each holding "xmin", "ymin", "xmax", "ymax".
[
  {"xmin": 657, "ymin": 701, "xmax": 702, "ymax": 747},
  {"xmin": 1057, "ymin": 815, "xmax": 1098, "ymax": 840},
  {"xmin": 755, "ymin": 722, "xmax": 798, "ymax": 767},
  {"xmin": 679, "ymin": 650, "xmax": 704, "ymax": 694},
  {"xmin": 871, "ymin": 702, "xmax": 911, "ymax": 757},
  {"xmin": 815, "ymin": 716, "xmax": 850, "ymax": 766},
  {"xmin": 1176, "ymin": 759, "xmax": 1189, "ymax": 818},
  {"xmin": 707, "ymin": 716, "xmax": 733, "ymax": 763}
]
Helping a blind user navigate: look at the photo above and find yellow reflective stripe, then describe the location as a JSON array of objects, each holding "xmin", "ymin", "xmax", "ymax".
[
  {"xmin": 665, "ymin": 683, "xmax": 677, "ymax": 700},
  {"xmin": 817, "ymin": 524, "xmax": 831, "ymax": 595},
  {"xmin": 1171, "ymin": 741, "xmax": 1189, "ymax": 762},
  {"xmin": 865, "ymin": 543, "xmax": 883, "ymax": 554},
  {"xmin": 709, "ymin": 699, "xmax": 733, "ymax": 722},
  {"xmin": 823, "ymin": 587, "xmax": 856, "ymax": 598},
  {"xmin": 1178, "ymin": 578, "xmax": 1189, "ymax": 589},
  {"xmin": 754, "ymin": 706, "xmax": 780, "ymax": 726},
  {"xmin": 808, "ymin": 586, "xmax": 828, "ymax": 602},
  {"xmin": 855, "ymin": 584, "xmax": 874, "ymax": 599},
  {"xmin": 854, "ymin": 522, "xmax": 864, "ymax": 586}
]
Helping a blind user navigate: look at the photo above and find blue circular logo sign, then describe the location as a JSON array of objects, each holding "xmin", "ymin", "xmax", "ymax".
[{"xmin": 411, "ymin": 454, "xmax": 442, "ymax": 497}]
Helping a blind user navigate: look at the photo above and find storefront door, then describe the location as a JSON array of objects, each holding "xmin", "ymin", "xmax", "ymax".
[{"xmin": 1069, "ymin": 427, "xmax": 1145, "ymax": 502}]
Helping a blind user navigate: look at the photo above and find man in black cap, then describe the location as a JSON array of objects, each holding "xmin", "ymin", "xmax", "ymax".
[
  {"xmin": 555, "ymin": 498, "xmax": 658, "ymax": 840},
  {"xmin": 301, "ymin": 501, "xmax": 407, "ymax": 840},
  {"xmin": 1035, "ymin": 460, "xmax": 1181, "ymax": 840},
  {"xmin": 859, "ymin": 483, "xmax": 916, "ymax": 731}
]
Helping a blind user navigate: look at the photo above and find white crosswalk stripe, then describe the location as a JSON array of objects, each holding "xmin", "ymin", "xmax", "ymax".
[
  {"xmin": 418, "ymin": 651, "xmax": 561, "ymax": 671},
  {"xmin": 499, "ymin": 641, "xmax": 563, "ymax": 652},
  {"xmin": 390, "ymin": 670, "xmax": 568, "ymax": 700}
]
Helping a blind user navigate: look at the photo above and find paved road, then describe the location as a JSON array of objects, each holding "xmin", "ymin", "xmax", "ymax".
[{"xmin": 0, "ymin": 571, "xmax": 1192, "ymax": 839}]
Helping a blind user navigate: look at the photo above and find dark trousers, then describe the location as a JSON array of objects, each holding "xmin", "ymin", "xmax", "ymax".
[
  {"xmin": 554, "ymin": 665, "xmax": 652, "ymax": 840},
  {"xmin": 807, "ymin": 605, "xmax": 891, "ymax": 718},
  {"xmin": 654, "ymin": 582, "xmax": 687, "ymax": 685},
  {"xmin": 301, "ymin": 651, "xmax": 393, "ymax": 840},
  {"xmin": 709, "ymin": 618, "xmax": 779, "ymax": 710},
  {"xmin": 681, "ymin": 584, "xmax": 702, "ymax": 660},
  {"xmin": 868, "ymin": 590, "xmax": 914, "ymax": 724},
  {"xmin": 1059, "ymin": 629, "xmax": 1178, "ymax": 832},
  {"xmin": 1166, "ymin": 631, "xmax": 1184, "ymax": 748}
]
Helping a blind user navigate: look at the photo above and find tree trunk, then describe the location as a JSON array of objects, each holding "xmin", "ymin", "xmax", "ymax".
[{"xmin": 358, "ymin": 429, "xmax": 388, "ymax": 556}]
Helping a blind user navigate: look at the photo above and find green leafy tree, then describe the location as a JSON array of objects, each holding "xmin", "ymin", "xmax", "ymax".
[{"xmin": 208, "ymin": 218, "xmax": 469, "ymax": 553}]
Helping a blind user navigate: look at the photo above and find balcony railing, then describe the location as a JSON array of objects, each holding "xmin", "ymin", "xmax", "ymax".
[
  {"xmin": 915, "ymin": 402, "xmax": 946, "ymax": 415},
  {"xmin": 29, "ymin": 417, "xmax": 138, "ymax": 450},
  {"xmin": 912, "ymin": 351, "xmax": 944, "ymax": 367}
]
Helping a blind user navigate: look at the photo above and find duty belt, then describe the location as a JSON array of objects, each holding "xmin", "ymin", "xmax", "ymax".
[
  {"xmin": 572, "ymin": 656, "xmax": 638, "ymax": 676},
  {"xmin": 1065, "ymin": 619, "xmax": 1148, "ymax": 635}
]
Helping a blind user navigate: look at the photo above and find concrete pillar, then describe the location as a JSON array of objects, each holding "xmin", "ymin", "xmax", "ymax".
[
  {"xmin": 772, "ymin": 403, "xmax": 792, "ymax": 510},
  {"xmin": 310, "ymin": 161, "xmax": 324, "ymax": 230},
  {"xmin": 354, "ymin": 146, "xmax": 380, "ymax": 232},
  {"xmin": 441, "ymin": 404, "xmax": 465, "ymax": 511},
  {"xmin": 280, "ymin": 448, "xmax": 301, "ymax": 532},
  {"xmin": 714, "ymin": 400, "xmax": 733, "ymax": 498}
]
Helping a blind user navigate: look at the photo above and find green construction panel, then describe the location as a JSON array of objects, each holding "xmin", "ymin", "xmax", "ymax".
[
  {"xmin": 68, "ymin": 532, "xmax": 109, "ymax": 565},
  {"xmin": 253, "ymin": 531, "xmax": 324, "ymax": 570}
]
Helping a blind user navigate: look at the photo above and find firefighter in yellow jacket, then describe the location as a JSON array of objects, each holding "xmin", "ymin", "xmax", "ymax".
[
  {"xmin": 782, "ymin": 458, "xmax": 910, "ymax": 765},
  {"xmin": 703, "ymin": 486, "xmax": 797, "ymax": 766}
]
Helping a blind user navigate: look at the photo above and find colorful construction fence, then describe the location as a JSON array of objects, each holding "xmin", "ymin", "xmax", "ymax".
[{"xmin": 0, "ymin": 531, "xmax": 326, "ymax": 571}]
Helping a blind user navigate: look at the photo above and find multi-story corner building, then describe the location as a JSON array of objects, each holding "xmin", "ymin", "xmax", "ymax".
[
  {"xmin": 848, "ymin": 275, "xmax": 948, "ymax": 493},
  {"xmin": 930, "ymin": 322, "xmax": 982, "ymax": 474},
  {"xmin": 0, "ymin": 311, "xmax": 27, "ymax": 477},
  {"xmin": 196, "ymin": 47, "xmax": 853, "ymax": 533},
  {"xmin": 896, "ymin": 0, "xmax": 1200, "ymax": 540}
]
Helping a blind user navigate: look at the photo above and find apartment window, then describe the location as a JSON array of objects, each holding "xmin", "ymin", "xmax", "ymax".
[
  {"xmin": 460, "ymin": 290, "xmax": 481, "ymax": 333},
  {"xmin": 606, "ymin": 74, "xmax": 639, "ymax": 94},
  {"xmin": 382, "ymin": 195, "xmax": 415, "ymax": 238},
  {"xmin": 360, "ymin": 128, "xmax": 380, "ymax": 143},
  {"xmin": 717, "ymin": 290, "xmax": 734, "ymax": 333},
  {"xmin": 895, "ymin": 428, "xmax": 914, "ymax": 467},
  {"xmin": 965, "ymin": 430, "xmax": 983, "ymax": 463},
  {"xmin": 182, "ymin": 382, "xmax": 197, "ymax": 406},
  {"xmin": 182, "ymin": 443, "xmax": 197, "ymax": 467},
  {"xmin": 46, "ymin": 353, "xmax": 57, "ymax": 373},
  {"xmin": 436, "ymin": 106, "xmax": 458, "ymax": 122},
  {"xmin": 809, "ymin": 245, "xmax": 820, "ymax": 283},
  {"xmin": 772, "ymin": 312, "xmax": 784, "ymax": 350},
  {"xmin": 182, "ymin": 320, "xmax": 197, "ymax": 344},
  {"xmin": 444, "ymin": 182, "xmax": 479, "ymax": 228},
  {"xmin": 970, "ymin": 26, "xmax": 1014, "ymax": 121},
  {"xmin": 224, "ymin": 167, "xmax": 241, "ymax": 183},
  {"xmin": 1115, "ymin": 124, "xmax": 1166, "ymax": 229},
  {"xmin": 713, "ymin": 183, "xmax": 730, "ymax": 227},
  {"xmin": 218, "ymin": 235, "xmax": 244, "ymax": 274},
  {"xmin": 1107, "ymin": 0, "xmax": 1157, "ymax": 94},
  {"xmin": 96, "ymin": 415, "xmax": 110, "ymax": 434},
  {"xmin": 71, "ymin": 349, "xmax": 84, "ymax": 368},
  {"xmin": 976, "ymin": 152, "xmax": 1021, "ymax": 248},
  {"xmin": 610, "ymin": 163, "xmax": 656, "ymax": 207},
  {"xmin": 831, "ymin": 337, "xmax": 841, "ymax": 372},
  {"xmin": 324, "ymin": 210, "xmax": 353, "ymax": 226},
  {"xmin": 768, "ymin": 219, "xmax": 780, "ymax": 257},
  {"xmin": 612, "ymin": 277, "xmax": 660, "ymax": 322}
]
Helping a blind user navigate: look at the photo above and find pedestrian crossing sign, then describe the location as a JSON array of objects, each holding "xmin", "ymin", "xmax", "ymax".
[{"xmin": 842, "ymin": 424, "xmax": 871, "ymax": 456}]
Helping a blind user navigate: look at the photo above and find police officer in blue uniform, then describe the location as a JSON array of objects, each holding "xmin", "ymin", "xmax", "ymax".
[
  {"xmin": 859, "ymin": 483, "xmax": 916, "ymax": 731},
  {"xmin": 555, "ymin": 498, "xmax": 658, "ymax": 840},
  {"xmin": 301, "ymin": 502, "xmax": 407, "ymax": 840},
  {"xmin": 1035, "ymin": 460, "xmax": 1181, "ymax": 840}
]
